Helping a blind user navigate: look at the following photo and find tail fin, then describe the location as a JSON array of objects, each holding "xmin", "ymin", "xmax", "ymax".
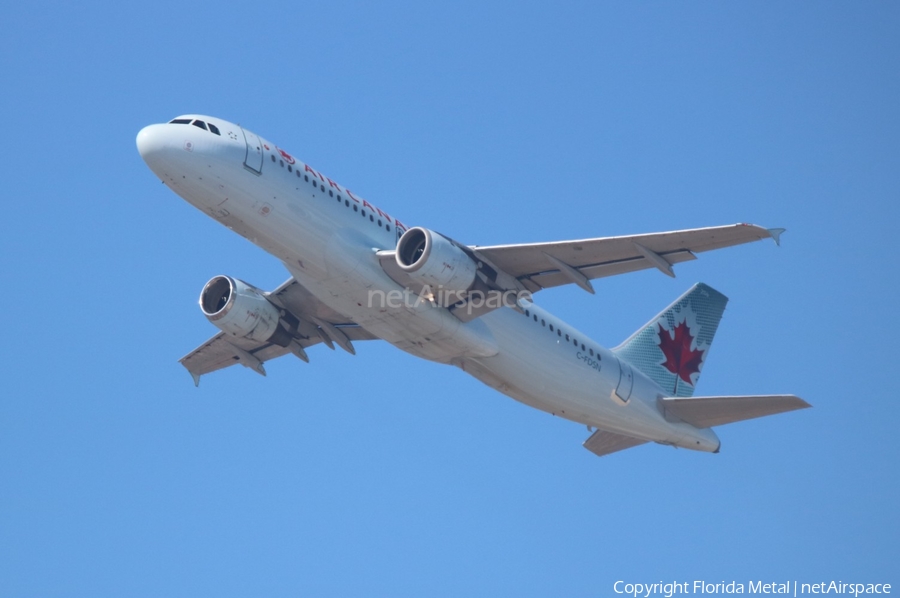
[{"xmin": 613, "ymin": 283, "xmax": 728, "ymax": 397}]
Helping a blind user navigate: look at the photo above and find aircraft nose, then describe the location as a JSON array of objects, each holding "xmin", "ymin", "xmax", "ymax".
[{"xmin": 136, "ymin": 124, "xmax": 170, "ymax": 164}]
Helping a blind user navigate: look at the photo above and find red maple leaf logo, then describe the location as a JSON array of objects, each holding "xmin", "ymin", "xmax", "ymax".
[
  {"xmin": 277, "ymin": 147, "xmax": 296, "ymax": 164},
  {"xmin": 657, "ymin": 321, "xmax": 704, "ymax": 386}
]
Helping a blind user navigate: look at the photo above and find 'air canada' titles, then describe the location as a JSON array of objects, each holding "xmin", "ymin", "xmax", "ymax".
[
  {"xmin": 276, "ymin": 145, "xmax": 409, "ymax": 233},
  {"xmin": 301, "ymin": 161, "xmax": 408, "ymax": 233}
]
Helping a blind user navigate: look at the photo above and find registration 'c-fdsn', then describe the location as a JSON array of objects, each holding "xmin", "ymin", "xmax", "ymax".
[{"xmin": 136, "ymin": 115, "xmax": 809, "ymax": 458}]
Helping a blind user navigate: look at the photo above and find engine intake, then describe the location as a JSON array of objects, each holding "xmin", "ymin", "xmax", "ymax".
[
  {"xmin": 199, "ymin": 275, "xmax": 292, "ymax": 346},
  {"xmin": 395, "ymin": 227, "xmax": 477, "ymax": 295}
]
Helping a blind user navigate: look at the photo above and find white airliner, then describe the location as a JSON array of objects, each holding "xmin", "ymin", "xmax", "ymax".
[{"xmin": 136, "ymin": 115, "xmax": 809, "ymax": 458}]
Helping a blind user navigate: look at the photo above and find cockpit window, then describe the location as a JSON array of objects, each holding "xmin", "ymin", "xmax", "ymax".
[{"xmin": 168, "ymin": 117, "xmax": 222, "ymax": 135}]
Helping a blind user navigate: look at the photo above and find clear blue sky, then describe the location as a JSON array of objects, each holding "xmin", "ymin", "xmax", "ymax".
[{"xmin": 1, "ymin": 1, "xmax": 898, "ymax": 596}]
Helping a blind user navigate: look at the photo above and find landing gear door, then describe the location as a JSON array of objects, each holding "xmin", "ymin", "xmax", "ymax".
[
  {"xmin": 242, "ymin": 128, "xmax": 263, "ymax": 174},
  {"xmin": 614, "ymin": 357, "xmax": 634, "ymax": 403}
]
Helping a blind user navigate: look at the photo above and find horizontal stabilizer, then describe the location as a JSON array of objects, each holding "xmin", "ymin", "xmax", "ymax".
[
  {"xmin": 583, "ymin": 429, "xmax": 648, "ymax": 457},
  {"xmin": 659, "ymin": 394, "xmax": 810, "ymax": 428}
]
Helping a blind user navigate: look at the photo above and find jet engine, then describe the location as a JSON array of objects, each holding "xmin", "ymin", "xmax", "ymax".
[
  {"xmin": 199, "ymin": 275, "xmax": 292, "ymax": 346},
  {"xmin": 395, "ymin": 227, "xmax": 478, "ymax": 295}
]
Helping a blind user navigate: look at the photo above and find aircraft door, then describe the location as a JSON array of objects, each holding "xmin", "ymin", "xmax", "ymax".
[
  {"xmin": 614, "ymin": 357, "xmax": 634, "ymax": 403},
  {"xmin": 241, "ymin": 128, "xmax": 263, "ymax": 174}
]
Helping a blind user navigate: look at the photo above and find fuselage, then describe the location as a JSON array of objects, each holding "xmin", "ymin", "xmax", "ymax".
[{"xmin": 136, "ymin": 114, "xmax": 720, "ymax": 452}]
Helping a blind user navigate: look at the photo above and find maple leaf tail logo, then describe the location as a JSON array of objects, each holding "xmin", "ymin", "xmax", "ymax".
[
  {"xmin": 611, "ymin": 283, "xmax": 726, "ymax": 399},
  {"xmin": 657, "ymin": 321, "xmax": 705, "ymax": 392}
]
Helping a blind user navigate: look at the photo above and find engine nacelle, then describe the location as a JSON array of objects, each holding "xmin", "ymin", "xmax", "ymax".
[
  {"xmin": 199, "ymin": 275, "xmax": 291, "ymax": 346},
  {"xmin": 395, "ymin": 227, "xmax": 477, "ymax": 294}
]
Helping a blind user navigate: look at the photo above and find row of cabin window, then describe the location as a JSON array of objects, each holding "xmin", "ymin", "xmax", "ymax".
[
  {"xmin": 269, "ymin": 153, "xmax": 392, "ymax": 232},
  {"xmin": 169, "ymin": 118, "xmax": 221, "ymax": 136},
  {"xmin": 523, "ymin": 309, "xmax": 600, "ymax": 358}
]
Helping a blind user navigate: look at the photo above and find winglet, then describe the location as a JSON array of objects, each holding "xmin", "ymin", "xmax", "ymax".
[
  {"xmin": 189, "ymin": 370, "xmax": 201, "ymax": 387},
  {"xmin": 767, "ymin": 228, "xmax": 786, "ymax": 246}
]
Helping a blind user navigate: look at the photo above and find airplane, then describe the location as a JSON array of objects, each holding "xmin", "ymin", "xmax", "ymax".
[{"xmin": 136, "ymin": 114, "xmax": 809, "ymax": 458}]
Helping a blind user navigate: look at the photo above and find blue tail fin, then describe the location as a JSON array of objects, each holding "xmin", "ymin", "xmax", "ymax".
[{"xmin": 612, "ymin": 283, "xmax": 728, "ymax": 397}]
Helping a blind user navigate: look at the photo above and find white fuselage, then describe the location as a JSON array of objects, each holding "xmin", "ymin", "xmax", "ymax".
[{"xmin": 137, "ymin": 115, "xmax": 720, "ymax": 452}]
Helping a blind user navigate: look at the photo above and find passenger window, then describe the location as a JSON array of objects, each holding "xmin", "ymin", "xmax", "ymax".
[
  {"xmin": 345, "ymin": 200, "xmax": 350, "ymax": 207},
  {"xmin": 565, "ymin": 333, "xmax": 570, "ymax": 341},
  {"xmin": 296, "ymin": 170, "xmax": 301, "ymax": 178},
  {"xmin": 549, "ymin": 324, "xmax": 554, "ymax": 331},
  {"xmin": 208, "ymin": 123, "xmax": 221, "ymax": 135},
  {"xmin": 280, "ymin": 159, "xmax": 284, "ymax": 167},
  {"xmin": 377, "ymin": 219, "xmax": 382, "ymax": 227},
  {"xmin": 370, "ymin": 215, "xmax": 374, "ymax": 222},
  {"xmin": 386, "ymin": 225, "xmax": 391, "ymax": 232},
  {"xmin": 558, "ymin": 329, "xmax": 562, "ymax": 337},
  {"xmin": 589, "ymin": 349, "xmax": 594, "ymax": 356},
  {"xmin": 320, "ymin": 184, "xmax": 325, "ymax": 191},
  {"xmin": 533, "ymin": 315, "xmax": 538, "ymax": 322},
  {"xmin": 191, "ymin": 120, "xmax": 208, "ymax": 130},
  {"xmin": 271, "ymin": 155, "xmax": 276, "ymax": 162},
  {"xmin": 541, "ymin": 319, "xmax": 546, "ymax": 327},
  {"xmin": 361, "ymin": 211, "xmax": 366, "ymax": 217},
  {"xmin": 353, "ymin": 205, "xmax": 358, "ymax": 212},
  {"xmin": 304, "ymin": 175, "xmax": 309, "ymax": 182},
  {"xmin": 288, "ymin": 165, "xmax": 292, "ymax": 172}
]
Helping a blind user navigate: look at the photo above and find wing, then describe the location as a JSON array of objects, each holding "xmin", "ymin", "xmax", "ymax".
[
  {"xmin": 179, "ymin": 277, "xmax": 378, "ymax": 385},
  {"xmin": 471, "ymin": 223, "xmax": 782, "ymax": 293}
]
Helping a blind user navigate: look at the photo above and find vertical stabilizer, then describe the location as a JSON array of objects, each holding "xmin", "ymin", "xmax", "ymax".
[{"xmin": 613, "ymin": 283, "xmax": 727, "ymax": 397}]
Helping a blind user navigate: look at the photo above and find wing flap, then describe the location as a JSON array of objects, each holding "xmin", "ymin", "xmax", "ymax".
[
  {"xmin": 523, "ymin": 250, "xmax": 697, "ymax": 292},
  {"xmin": 660, "ymin": 394, "xmax": 811, "ymax": 428},
  {"xmin": 583, "ymin": 429, "xmax": 648, "ymax": 457}
]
